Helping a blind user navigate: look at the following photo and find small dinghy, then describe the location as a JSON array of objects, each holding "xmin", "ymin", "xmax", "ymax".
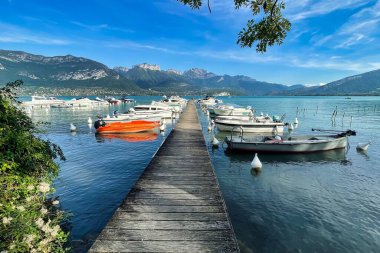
[{"xmin": 225, "ymin": 129, "xmax": 356, "ymax": 153}]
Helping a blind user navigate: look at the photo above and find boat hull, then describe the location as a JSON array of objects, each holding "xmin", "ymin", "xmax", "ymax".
[
  {"xmin": 226, "ymin": 136, "xmax": 347, "ymax": 153},
  {"xmin": 216, "ymin": 121, "xmax": 284, "ymax": 134},
  {"xmin": 103, "ymin": 115, "xmax": 162, "ymax": 123},
  {"xmin": 213, "ymin": 108, "xmax": 252, "ymax": 116},
  {"xmin": 95, "ymin": 120, "xmax": 160, "ymax": 133}
]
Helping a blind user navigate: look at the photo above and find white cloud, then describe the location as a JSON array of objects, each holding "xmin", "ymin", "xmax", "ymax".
[
  {"xmin": 285, "ymin": 0, "xmax": 372, "ymax": 21},
  {"xmin": 70, "ymin": 21, "xmax": 134, "ymax": 33}
]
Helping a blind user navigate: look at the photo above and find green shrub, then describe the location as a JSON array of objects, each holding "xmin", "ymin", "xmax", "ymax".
[{"xmin": 0, "ymin": 80, "xmax": 69, "ymax": 252}]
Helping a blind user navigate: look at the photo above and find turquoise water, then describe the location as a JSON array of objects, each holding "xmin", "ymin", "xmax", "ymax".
[{"xmin": 27, "ymin": 96, "xmax": 380, "ymax": 253}]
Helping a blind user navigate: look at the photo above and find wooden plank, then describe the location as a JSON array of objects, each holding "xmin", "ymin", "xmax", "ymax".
[
  {"xmin": 106, "ymin": 220, "xmax": 231, "ymax": 230},
  {"xmin": 124, "ymin": 198, "xmax": 222, "ymax": 206},
  {"xmin": 128, "ymin": 191, "xmax": 221, "ymax": 200},
  {"xmin": 112, "ymin": 212, "xmax": 227, "ymax": 221},
  {"xmin": 97, "ymin": 228, "xmax": 232, "ymax": 241},
  {"xmin": 129, "ymin": 187, "xmax": 221, "ymax": 194},
  {"xmin": 118, "ymin": 204, "xmax": 225, "ymax": 213},
  {"xmin": 90, "ymin": 240, "xmax": 238, "ymax": 252}
]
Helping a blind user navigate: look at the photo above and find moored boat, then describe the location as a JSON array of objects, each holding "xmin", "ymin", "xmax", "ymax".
[
  {"xmin": 225, "ymin": 130, "xmax": 356, "ymax": 153},
  {"xmin": 102, "ymin": 114, "xmax": 162, "ymax": 123},
  {"xmin": 22, "ymin": 95, "xmax": 66, "ymax": 107},
  {"xmin": 213, "ymin": 105, "xmax": 253, "ymax": 116},
  {"xmin": 94, "ymin": 120, "xmax": 160, "ymax": 133},
  {"xmin": 215, "ymin": 117, "xmax": 284, "ymax": 134}
]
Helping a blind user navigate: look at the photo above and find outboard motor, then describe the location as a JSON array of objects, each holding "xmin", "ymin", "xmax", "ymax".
[{"xmin": 94, "ymin": 120, "xmax": 105, "ymax": 129}]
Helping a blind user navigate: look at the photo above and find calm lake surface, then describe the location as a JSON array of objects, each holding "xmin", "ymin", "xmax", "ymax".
[{"xmin": 26, "ymin": 96, "xmax": 380, "ymax": 253}]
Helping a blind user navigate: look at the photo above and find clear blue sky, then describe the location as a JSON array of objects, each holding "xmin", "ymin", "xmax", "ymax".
[{"xmin": 0, "ymin": 0, "xmax": 379, "ymax": 86}]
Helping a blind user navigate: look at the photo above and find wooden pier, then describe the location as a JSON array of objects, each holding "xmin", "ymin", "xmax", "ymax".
[{"xmin": 90, "ymin": 100, "xmax": 239, "ymax": 252}]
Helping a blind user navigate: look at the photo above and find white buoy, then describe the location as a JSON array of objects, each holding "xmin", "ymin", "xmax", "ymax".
[
  {"xmin": 288, "ymin": 123, "xmax": 294, "ymax": 131},
  {"xmin": 251, "ymin": 153, "xmax": 262, "ymax": 169},
  {"xmin": 356, "ymin": 142, "xmax": 371, "ymax": 151},
  {"xmin": 207, "ymin": 124, "xmax": 212, "ymax": 132},
  {"xmin": 106, "ymin": 114, "xmax": 110, "ymax": 119},
  {"xmin": 206, "ymin": 110, "xmax": 210, "ymax": 116},
  {"xmin": 294, "ymin": 117, "xmax": 299, "ymax": 124},
  {"xmin": 88, "ymin": 117, "xmax": 93, "ymax": 124},
  {"xmin": 70, "ymin": 123, "xmax": 77, "ymax": 132},
  {"xmin": 211, "ymin": 136, "xmax": 219, "ymax": 147},
  {"xmin": 160, "ymin": 123, "xmax": 166, "ymax": 132}
]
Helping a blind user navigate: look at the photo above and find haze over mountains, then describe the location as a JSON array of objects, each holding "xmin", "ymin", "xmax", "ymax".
[{"xmin": 0, "ymin": 49, "xmax": 379, "ymax": 95}]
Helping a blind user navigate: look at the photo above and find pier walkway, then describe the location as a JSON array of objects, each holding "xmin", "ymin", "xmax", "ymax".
[{"xmin": 90, "ymin": 100, "xmax": 239, "ymax": 252}]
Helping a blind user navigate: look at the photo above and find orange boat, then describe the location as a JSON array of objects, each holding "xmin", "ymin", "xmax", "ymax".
[
  {"xmin": 96, "ymin": 132, "xmax": 159, "ymax": 142},
  {"xmin": 94, "ymin": 120, "xmax": 160, "ymax": 133}
]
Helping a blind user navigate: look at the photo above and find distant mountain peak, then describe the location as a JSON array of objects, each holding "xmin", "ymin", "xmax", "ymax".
[
  {"xmin": 166, "ymin": 69, "xmax": 182, "ymax": 75},
  {"xmin": 113, "ymin": 66, "xmax": 129, "ymax": 73},
  {"xmin": 183, "ymin": 68, "xmax": 216, "ymax": 79},
  {"xmin": 134, "ymin": 63, "xmax": 160, "ymax": 71}
]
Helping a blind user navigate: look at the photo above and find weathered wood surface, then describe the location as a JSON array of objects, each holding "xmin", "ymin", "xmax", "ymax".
[{"xmin": 90, "ymin": 100, "xmax": 239, "ymax": 252}]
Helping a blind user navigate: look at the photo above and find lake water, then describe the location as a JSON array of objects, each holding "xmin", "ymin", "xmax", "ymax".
[{"xmin": 26, "ymin": 96, "xmax": 380, "ymax": 253}]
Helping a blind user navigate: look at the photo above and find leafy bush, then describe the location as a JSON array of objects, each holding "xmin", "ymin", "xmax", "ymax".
[{"xmin": 0, "ymin": 80, "xmax": 69, "ymax": 252}]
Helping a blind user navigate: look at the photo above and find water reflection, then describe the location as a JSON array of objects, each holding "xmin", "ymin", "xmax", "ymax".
[{"xmin": 95, "ymin": 132, "xmax": 159, "ymax": 143}]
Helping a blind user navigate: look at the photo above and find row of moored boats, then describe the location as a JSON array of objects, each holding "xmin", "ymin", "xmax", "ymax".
[
  {"xmin": 94, "ymin": 96, "xmax": 187, "ymax": 134},
  {"xmin": 198, "ymin": 96, "xmax": 357, "ymax": 154}
]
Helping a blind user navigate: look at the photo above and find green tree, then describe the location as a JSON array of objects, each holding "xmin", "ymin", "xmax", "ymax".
[{"xmin": 178, "ymin": 0, "xmax": 291, "ymax": 53}]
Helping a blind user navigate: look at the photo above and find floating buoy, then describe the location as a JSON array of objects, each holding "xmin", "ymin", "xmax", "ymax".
[
  {"xmin": 294, "ymin": 117, "xmax": 299, "ymax": 124},
  {"xmin": 206, "ymin": 110, "xmax": 210, "ymax": 116},
  {"xmin": 288, "ymin": 123, "xmax": 294, "ymax": 131},
  {"xmin": 211, "ymin": 136, "xmax": 219, "ymax": 147},
  {"xmin": 207, "ymin": 124, "xmax": 212, "ymax": 132},
  {"xmin": 356, "ymin": 142, "xmax": 371, "ymax": 151},
  {"xmin": 88, "ymin": 117, "xmax": 93, "ymax": 124},
  {"xmin": 251, "ymin": 153, "xmax": 262, "ymax": 169},
  {"xmin": 70, "ymin": 123, "xmax": 77, "ymax": 132},
  {"xmin": 160, "ymin": 123, "xmax": 166, "ymax": 132}
]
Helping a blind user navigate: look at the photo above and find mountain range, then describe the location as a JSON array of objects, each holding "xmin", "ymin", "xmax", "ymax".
[{"xmin": 0, "ymin": 49, "xmax": 379, "ymax": 96}]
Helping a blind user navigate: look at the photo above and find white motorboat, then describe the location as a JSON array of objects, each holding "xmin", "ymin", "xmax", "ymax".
[
  {"xmin": 130, "ymin": 105, "xmax": 176, "ymax": 119},
  {"xmin": 22, "ymin": 96, "xmax": 66, "ymax": 107},
  {"xmin": 102, "ymin": 114, "xmax": 162, "ymax": 123},
  {"xmin": 215, "ymin": 115, "xmax": 252, "ymax": 121},
  {"xmin": 213, "ymin": 105, "xmax": 253, "ymax": 116},
  {"xmin": 215, "ymin": 117, "xmax": 284, "ymax": 134},
  {"xmin": 225, "ymin": 130, "xmax": 356, "ymax": 153},
  {"xmin": 69, "ymin": 97, "xmax": 108, "ymax": 107},
  {"xmin": 198, "ymin": 96, "xmax": 223, "ymax": 106}
]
